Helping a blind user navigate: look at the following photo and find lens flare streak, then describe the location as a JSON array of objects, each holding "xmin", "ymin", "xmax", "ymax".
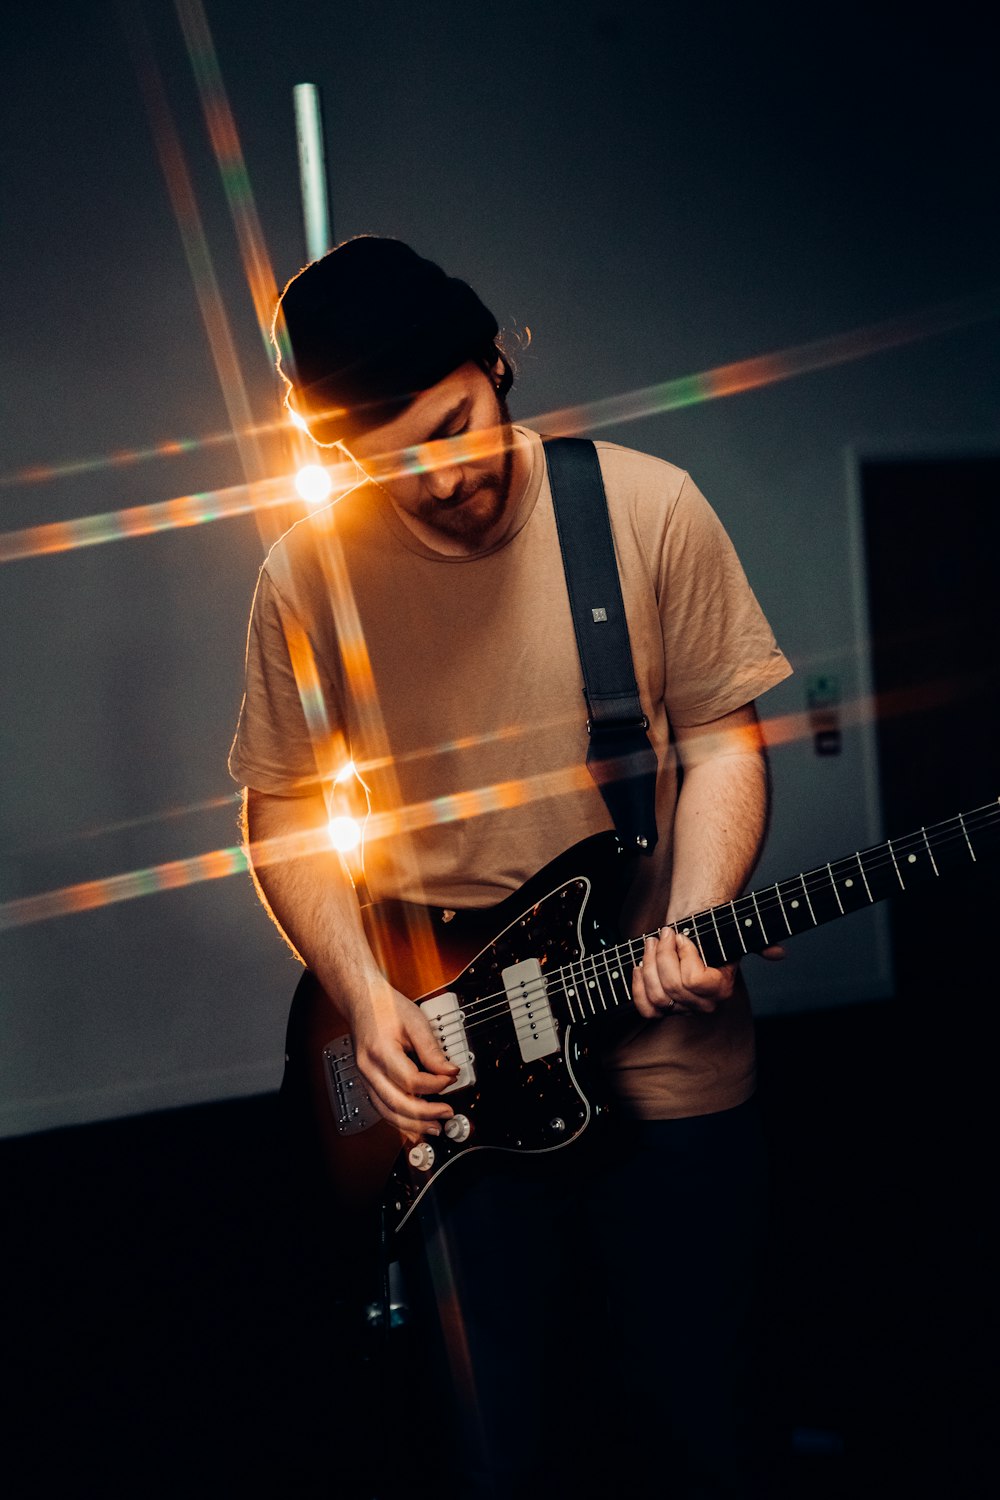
[
  {"xmin": 532, "ymin": 289, "xmax": 1000, "ymax": 439},
  {"xmin": 0, "ymin": 476, "xmax": 287, "ymax": 562},
  {"xmin": 0, "ymin": 847, "xmax": 249, "ymax": 932},
  {"xmin": 125, "ymin": 2, "xmax": 267, "ymax": 485},
  {"xmin": 4, "ymin": 292, "xmax": 996, "ymax": 561},
  {"xmin": 0, "ymin": 467, "xmax": 364, "ymax": 563},
  {"xmin": 175, "ymin": 0, "xmax": 282, "ymax": 359},
  {"xmin": 0, "ymin": 673, "xmax": 981, "ymax": 932}
]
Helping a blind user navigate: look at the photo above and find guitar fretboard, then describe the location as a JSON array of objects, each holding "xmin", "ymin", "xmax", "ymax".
[{"xmin": 553, "ymin": 800, "xmax": 1000, "ymax": 1026}]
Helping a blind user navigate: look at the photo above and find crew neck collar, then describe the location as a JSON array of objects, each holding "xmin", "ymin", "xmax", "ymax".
[{"xmin": 373, "ymin": 426, "xmax": 544, "ymax": 562}]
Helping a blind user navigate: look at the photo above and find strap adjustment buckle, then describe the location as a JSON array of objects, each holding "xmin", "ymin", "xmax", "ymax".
[{"xmin": 586, "ymin": 713, "xmax": 650, "ymax": 737}]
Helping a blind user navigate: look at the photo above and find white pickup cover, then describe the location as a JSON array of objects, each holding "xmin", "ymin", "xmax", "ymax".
[
  {"xmin": 501, "ymin": 958, "xmax": 560, "ymax": 1062},
  {"xmin": 419, "ymin": 991, "xmax": 475, "ymax": 1092}
]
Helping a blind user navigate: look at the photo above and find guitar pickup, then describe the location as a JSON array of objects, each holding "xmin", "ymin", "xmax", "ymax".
[
  {"xmin": 501, "ymin": 959, "xmax": 559, "ymax": 1062},
  {"xmin": 419, "ymin": 991, "xmax": 476, "ymax": 1092}
]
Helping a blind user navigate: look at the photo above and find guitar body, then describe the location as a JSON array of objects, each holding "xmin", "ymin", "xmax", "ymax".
[
  {"xmin": 284, "ymin": 797, "xmax": 1000, "ymax": 1236},
  {"xmin": 287, "ymin": 832, "xmax": 636, "ymax": 1233}
]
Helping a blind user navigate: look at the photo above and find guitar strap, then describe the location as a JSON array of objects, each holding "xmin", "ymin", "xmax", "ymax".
[{"xmin": 543, "ymin": 436, "xmax": 658, "ymax": 854}]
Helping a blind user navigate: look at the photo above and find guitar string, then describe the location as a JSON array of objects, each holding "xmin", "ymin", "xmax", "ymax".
[
  {"xmin": 398, "ymin": 807, "xmax": 1000, "ymax": 1042},
  {"xmin": 329, "ymin": 806, "xmax": 1000, "ymax": 1086},
  {"xmin": 412, "ymin": 807, "xmax": 1000, "ymax": 1045},
  {"xmin": 332, "ymin": 807, "xmax": 1000, "ymax": 1077}
]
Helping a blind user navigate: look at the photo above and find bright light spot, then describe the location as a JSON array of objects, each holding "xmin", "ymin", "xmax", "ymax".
[
  {"xmin": 328, "ymin": 815, "xmax": 361, "ymax": 852},
  {"xmin": 295, "ymin": 464, "xmax": 332, "ymax": 505},
  {"xmin": 335, "ymin": 760, "xmax": 357, "ymax": 784},
  {"xmin": 288, "ymin": 408, "xmax": 310, "ymax": 433}
]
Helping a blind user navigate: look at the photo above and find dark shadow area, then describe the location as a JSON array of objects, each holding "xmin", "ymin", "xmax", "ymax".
[{"xmin": 4, "ymin": 992, "xmax": 992, "ymax": 1497}]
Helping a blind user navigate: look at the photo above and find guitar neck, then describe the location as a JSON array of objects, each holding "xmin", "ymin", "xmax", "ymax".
[{"xmin": 563, "ymin": 800, "xmax": 1000, "ymax": 1027}]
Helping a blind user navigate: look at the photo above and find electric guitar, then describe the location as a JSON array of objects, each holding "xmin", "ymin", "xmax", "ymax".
[{"xmin": 288, "ymin": 799, "xmax": 999, "ymax": 1236}]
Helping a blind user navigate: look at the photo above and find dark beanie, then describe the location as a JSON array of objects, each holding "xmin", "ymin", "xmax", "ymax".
[{"xmin": 274, "ymin": 236, "xmax": 500, "ymax": 442}]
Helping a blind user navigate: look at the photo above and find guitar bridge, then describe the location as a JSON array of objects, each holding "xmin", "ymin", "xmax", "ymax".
[{"xmin": 323, "ymin": 1035, "xmax": 381, "ymax": 1135}]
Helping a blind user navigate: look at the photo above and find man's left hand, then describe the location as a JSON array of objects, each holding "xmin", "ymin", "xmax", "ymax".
[
  {"xmin": 632, "ymin": 929, "xmax": 785, "ymax": 1018},
  {"xmin": 632, "ymin": 929, "xmax": 737, "ymax": 1017}
]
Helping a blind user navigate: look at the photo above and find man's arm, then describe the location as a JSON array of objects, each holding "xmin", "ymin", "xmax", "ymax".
[
  {"xmin": 245, "ymin": 787, "xmax": 457, "ymax": 1135},
  {"xmin": 631, "ymin": 701, "xmax": 778, "ymax": 1019}
]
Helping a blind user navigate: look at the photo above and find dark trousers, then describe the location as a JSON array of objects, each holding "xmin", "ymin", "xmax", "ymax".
[{"xmin": 402, "ymin": 1099, "xmax": 768, "ymax": 1499}]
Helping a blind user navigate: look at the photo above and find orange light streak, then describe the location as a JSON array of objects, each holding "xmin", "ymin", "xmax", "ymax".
[
  {"xmin": 7, "ymin": 794, "xmax": 241, "ymax": 855},
  {"xmin": 0, "ymin": 464, "xmax": 362, "ymax": 563},
  {"xmin": 124, "ymin": 2, "xmax": 268, "ymax": 489},
  {"xmin": 530, "ymin": 287, "xmax": 1000, "ymax": 439},
  {"xmin": 0, "ymin": 416, "xmax": 291, "ymax": 491},
  {"xmin": 1, "ymin": 671, "xmax": 982, "ymax": 932},
  {"xmin": 5, "ymin": 290, "xmax": 996, "ymax": 562},
  {"xmin": 0, "ymin": 846, "xmax": 250, "ymax": 932},
  {"xmin": 175, "ymin": 0, "xmax": 282, "ymax": 359}
]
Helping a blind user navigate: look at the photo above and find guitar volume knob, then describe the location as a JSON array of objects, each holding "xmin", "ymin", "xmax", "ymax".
[
  {"xmin": 407, "ymin": 1143, "xmax": 435, "ymax": 1171},
  {"xmin": 443, "ymin": 1114, "xmax": 471, "ymax": 1142}
]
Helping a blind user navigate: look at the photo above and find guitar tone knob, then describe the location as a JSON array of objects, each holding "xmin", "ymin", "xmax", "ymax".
[
  {"xmin": 443, "ymin": 1114, "xmax": 471, "ymax": 1142},
  {"xmin": 408, "ymin": 1143, "xmax": 436, "ymax": 1172}
]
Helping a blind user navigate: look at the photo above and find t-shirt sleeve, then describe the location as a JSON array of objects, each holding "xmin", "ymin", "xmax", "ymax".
[
  {"xmin": 658, "ymin": 474, "xmax": 792, "ymax": 726},
  {"xmin": 228, "ymin": 567, "xmax": 335, "ymax": 794}
]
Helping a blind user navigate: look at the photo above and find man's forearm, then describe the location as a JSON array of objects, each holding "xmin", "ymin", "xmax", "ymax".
[
  {"xmin": 245, "ymin": 787, "xmax": 460, "ymax": 1133},
  {"xmin": 665, "ymin": 719, "xmax": 770, "ymax": 924},
  {"xmin": 244, "ymin": 787, "xmax": 383, "ymax": 1022}
]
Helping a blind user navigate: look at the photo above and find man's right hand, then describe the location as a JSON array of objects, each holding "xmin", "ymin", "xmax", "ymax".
[{"xmin": 349, "ymin": 982, "xmax": 460, "ymax": 1141}]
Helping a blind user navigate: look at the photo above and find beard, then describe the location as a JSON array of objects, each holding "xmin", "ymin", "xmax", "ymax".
[{"xmin": 414, "ymin": 393, "xmax": 515, "ymax": 547}]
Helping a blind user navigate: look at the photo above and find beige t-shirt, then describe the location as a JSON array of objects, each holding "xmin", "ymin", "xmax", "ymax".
[{"xmin": 230, "ymin": 427, "xmax": 792, "ymax": 1118}]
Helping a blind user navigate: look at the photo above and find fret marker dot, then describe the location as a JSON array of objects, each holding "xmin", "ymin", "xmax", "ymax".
[
  {"xmin": 845, "ymin": 879, "xmax": 854, "ymax": 888},
  {"xmin": 611, "ymin": 970, "xmax": 619, "ymax": 979},
  {"xmin": 588, "ymin": 980, "xmax": 596, "ymax": 988},
  {"xmin": 908, "ymin": 853, "xmax": 917, "ymax": 863},
  {"xmin": 791, "ymin": 899, "xmax": 800, "ymax": 909},
  {"xmin": 745, "ymin": 918, "xmax": 753, "ymax": 927},
  {"xmin": 568, "ymin": 989, "xmax": 575, "ymax": 997}
]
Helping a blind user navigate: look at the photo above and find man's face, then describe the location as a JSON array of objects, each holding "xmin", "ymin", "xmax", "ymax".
[{"xmin": 345, "ymin": 361, "xmax": 518, "ymax": 552}]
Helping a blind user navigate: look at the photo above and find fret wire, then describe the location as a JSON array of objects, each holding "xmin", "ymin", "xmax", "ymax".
[
  {"xmin": 608, "ymin": 943, "xmax": 631, "ymax": 1008},
  {"xmin": 708, "ymin": 904, "xmax": 728, "ymax": 963},
  {"xmin": 958, "ymin": 812, "xmax": 977, "ymax": 862},
  {"xmin": 598, "ymin": 951, "xmax": 611, "ymax": 1010},
  {"xmin": 593, "ymin": 954, "xmax": 611, "ymax": 1014},
  {"xmin": 921, "ymin": 826, "xmax": 939, "ymax": 877},
  {"xmin": 774, "ymin": 882, "xmax": 792, "ymax": 935},
  {"xmin": 566, "ymin": 955, "xmax": 586, "ymax": 1018},
  {"xmin": 582, "ymin": 952, "xmax": 597, "ymax": 1016},
  {"xmin": 800, "ymin": 873, "xmax": 817, "ymax": 925},
  {"xmin": 579, "ymin": 953, "xmax": 595, "ymax": 1016},
  {"xmin": 584, "ymin": 953, "xmax": 604, "ymax": 1013},
  {"xmin": 826, "ymin": 863, "xmax": 845, "ymax": 915},
  {"xmin": 887, "ymin": 838, "xmax": 906, "ymax": 889},
  {"xmin": 855, "ymin": 852, "xmax": 873, "ymax": 903},
  {"xmin": 750, "ymin": 890, "xmax": 769, "ymax": 944},
  {"xmin": 561, "ymin": 971, "xmax": 578, "ymax": 1024},
  {"xmin": 685, "ymin": 913, "xmax": 707, "ymax": 965},
  {"xmin": 729, "ymin": 901, "xmax": 748, "ymax": 954},
  {"xmin": 605, "ymin": 948, "xmax": 629, "ymax": 1008}
]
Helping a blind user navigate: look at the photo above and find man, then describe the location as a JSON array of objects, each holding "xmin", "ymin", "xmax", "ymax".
[{"xmin": 231, "ymin": 236, "xmax": 791, "ymax": 1497}]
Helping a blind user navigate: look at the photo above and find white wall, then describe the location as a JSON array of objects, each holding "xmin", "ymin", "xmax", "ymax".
[{"xmin": 2, "ymin": 0, "xmax": 997, "ymax": 1134}]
